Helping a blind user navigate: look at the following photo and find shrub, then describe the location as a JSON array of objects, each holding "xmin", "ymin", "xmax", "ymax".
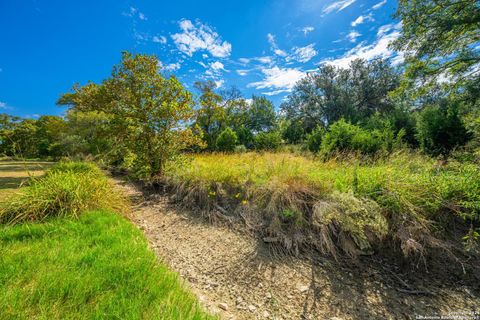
[
  {"xmin": 216, "ymin": 127, "xmax": 238, "ymax": 152},
  {"xmin": 0, "ymin": 162, "xmax": 126, "ymax": 224},
  {"xmin": 320, "ymin": 119, "xmax": 400, "ymax": 156},
  {"xmin": 48, "ymin": 161, "xmax": 102, "ymax": 175},
  {"xmin": 306, "ymin": 126, "xmax": 324, "ymax": 152},
  {"xmin": 254, "ymin": 131, "xmax": 282, "ymax": 151},
  {"xmin": 282, "ymin": 121, "xmax": 305, "ymax": 144},
  {"xmin": 234, "ymin": 144, "xmax": 247, "ymax": 153},
  {"xmin": 416, "ymin": 101, "xmax": 471, "ymax": 157}
]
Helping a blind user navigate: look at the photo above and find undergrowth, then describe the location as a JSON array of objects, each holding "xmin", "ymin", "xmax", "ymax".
[
  {"xmin": 164, "ymin": 152, "xmax": 480, "ymax": 259},
  {"xmin": 0, "ymin": 162, "xmax": 126, "ymax": 224}
]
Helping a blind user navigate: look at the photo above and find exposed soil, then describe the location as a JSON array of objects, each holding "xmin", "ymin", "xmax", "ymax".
[{"xmin": 116, "ymin": 179, "xmax": 480, "ymax": 320}]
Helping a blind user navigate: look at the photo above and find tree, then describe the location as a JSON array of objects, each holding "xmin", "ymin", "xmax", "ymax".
[
  {"xmin": 35, "ymin": 116, "xmax": 67, "ymax": 158},
  {"xmin": 216, "ymin": 127, "xmax": 238, "ymax": 152},
  {"xmin": 194, "ymin": 81, "xmax": 225, "ymax": 150},
  {"xmin": 59, "ymin": 52, "xmax": 202, "ymax": 179},
  {"xmin": 254, "ymin": 131, "xmax": 282, "ymax": 151},
  {"xmin": 281, "ymin": 59, "xmax": 400, "ymax": 129},
  {"xmin": 247, "ymin": 95, "xmax": 276, "ymax": 132},
  {"xmin": 393, "ymin": 0, "xmax": 480, "ymax": 100}
]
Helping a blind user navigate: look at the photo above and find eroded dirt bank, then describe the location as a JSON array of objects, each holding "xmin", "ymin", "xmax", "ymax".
[{"xmin": 117, "ymin": 180, "xmax": 480, "ymax": 320}]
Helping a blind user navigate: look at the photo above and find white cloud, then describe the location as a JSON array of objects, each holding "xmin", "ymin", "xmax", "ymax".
[
  {"xmin": 267, "ymin": 33, "xmax": 288, "ymax": 57},
  {"xmin": 124, "ymin": 7, "xmax": 147, "ymax": 20},
  {"xmin": 214, "ymin": 79, "xmax": 225, "ymax": 88},
  {"xmin": 301, "ymin": 26, "xmax": 315, "ymax": 36},
  {"xmin": 159, "ymin": 61, "xmax": 181, "ymax": 72},
  {"xmin": 351, "ymin": 14, "xmax": 374, "ymax": 27},
  {"xmin": 262, "ymin": 89, "xmax": 292, "ymax": 96},
  {"xmin": 236, "ymin": 69, "xmax": 248, "ymax": 76},
  {"xmin": 238, "ymin": 58, "xmax": 250, "ymax": 64},
  {"xmin": 0, "ymin": 102, "xmax": 7, "ymax": 109},
  {"xmin": 372, "ymin": 0, "xmax": 387, "ymax": 10},
  {"xmin": 256, "ymin": 56, "xmax": 273, "ymax": 64},
  {"xmin": 248, "ymin": 66, "xmax": 304, "ymax": 92},
  {"xmin": 287, "ymin": 44, "xmax": 318, "ymax": 63},
  {"xmin": 152, "ymin": 35, "xmax": 167, "ymax": 44},
  {"xmin": 321, "ymin": 23, "xmax": 402, "ymax": 68},
  {"xmin": 210, "ymin": 61, "xmax": 226, "ymax": 71},
  {"xmin": 323, "ymin": 0, "xmax": 356, "ymax": 14},
  {"xmin": 171, "ymin": 19, "xmax": 232, "ymax": 58},
  {"xmin": 348, "ymin": 31, "xmax": 361, "ymax": 43}
]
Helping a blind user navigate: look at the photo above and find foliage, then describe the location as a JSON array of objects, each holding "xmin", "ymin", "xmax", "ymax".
[
  {"xmin": 416, "ymin": 100, "xmax": 471, "ymax": 156},
  {"xmin": 0, "ymin": 210, "xmax": 213, "ymax": 319},
  {"xmin": 254, "ymin": 131, "xmax": 282, "ymax": 151},
  {"xmin": 282, "ymin": 120, "xmax": 305, "ymax": 144},
  {"xmin": 281, "ymin": 59, "xmax": 400, "ymax": 130},
  {"xmin": 0, "ymin": 162, "xmax": 126, "ymax": 224},
  {"xmin": 393, "ymin": 0, "xmax": 480, "ymax": 100},
  {"xmin": 306, "ymin": 126, "xmax": 324, "ymax": 152},
  {"xmin": 320, "ymin": 119, "xmax": 401, "ymax": 156},
  {"xmin": 58, "ymin": 52, "xmax": 203, "ymax": 180},
  {"xmin": 216, "ymin": 127, "xmax": 238, "ymax": 152}
]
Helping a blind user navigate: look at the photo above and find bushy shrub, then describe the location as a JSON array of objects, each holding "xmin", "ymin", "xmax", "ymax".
[
  {"xmin": 320, "ymin": 119, "xmax": 401, "ymax": 156},
  {"xmin": 48, "ymin": 161, "xmax": 102, "ymax": 176},
  {"xmin": 216, "ymin": 127, "xmax": 238, "ymax": 152},
  {"xmin": 234, "ymin": 145, "xmax": 247, "ymax": 153},
  {"xmin": 254, "ymin": 131, "xmax": 282, "ymax": 151},
  {"xmin": 416, "ymin": 101, "xmax": 471, "ymax": 157},
  {"xmin": 306, "ymin": 126, "xmax": 324, "ymax": 152},
  {"xmin": 0, "ymin": 162, "xmax": 126, "ymax": 224},
  {"xmin": 282, "ymin": 121, "xmax": 305, "ymax": 144}
]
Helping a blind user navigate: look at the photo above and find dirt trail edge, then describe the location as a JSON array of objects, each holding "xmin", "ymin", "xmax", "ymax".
[{"xmin": 116, "ymin": 179, "xmax": 479, "ymax": 320}]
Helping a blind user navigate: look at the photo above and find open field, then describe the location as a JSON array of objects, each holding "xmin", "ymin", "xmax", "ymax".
[{"xmin": 165, "ymin": 152, "xmax": 480, "ymax": 258}]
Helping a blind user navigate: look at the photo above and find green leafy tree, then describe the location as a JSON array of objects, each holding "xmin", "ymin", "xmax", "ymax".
[
  {"xmin": 247, "ymin": 95, "xmax": 276, "ymax": 132},
  {"xmin": 392, "ymin": 0, "xmax": 480, "ymax": 100},
  {"xmin": 216, "ymin": 127, "xmax": 238, "ymax": 152},
  {"xmin": 194, "ymin": 81, "xmax": 225, "ymax": 150},
  {"xmin": 59, "ymin": 52, "xmax": 203, "ymax": 179}
]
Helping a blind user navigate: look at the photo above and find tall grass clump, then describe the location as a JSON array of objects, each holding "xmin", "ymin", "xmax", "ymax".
[
  {"xmin": 164, "ymin": 152, "xmax": 480, "ymax": 259},
  {"xmin": 0, "ymin": 162, "xmax": 126, "ymax": 224}
]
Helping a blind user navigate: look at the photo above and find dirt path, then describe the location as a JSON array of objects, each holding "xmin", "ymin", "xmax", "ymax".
[{"xmin": 117, "ymin": 180, "xmax": 480, "ymax": 320}]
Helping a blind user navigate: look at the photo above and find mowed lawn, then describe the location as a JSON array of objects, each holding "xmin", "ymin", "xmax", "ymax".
[{"xmin": 0, "ymin": 161, "xmax": 213, "ymax": 320}]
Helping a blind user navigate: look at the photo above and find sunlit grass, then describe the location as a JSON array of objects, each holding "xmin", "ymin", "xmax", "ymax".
[
  {"xmin": 0, "ymin": 210, "xmax": 213, "ymax": 320},
  {"xmin": 165, "ymin": 151, "xmax": 480, "ymax": 256}
]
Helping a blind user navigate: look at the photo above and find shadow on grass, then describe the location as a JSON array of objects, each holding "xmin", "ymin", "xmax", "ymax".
[{"xmin": 0, "ymin": 176, "xmax": 30, "ymax": 190}]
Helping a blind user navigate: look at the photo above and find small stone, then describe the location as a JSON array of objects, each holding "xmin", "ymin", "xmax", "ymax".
[
  {"xmin": 218, "ymin": 303, "xmax": 228, "ymax": 311},
  {"xmin": 248, "ymin": 305, "xmax": 257, "ymax": 312},
  {"xmin": 265, "ymin": 292, "xmax": 272, "ymax": 299},
  {"xmin": 263, "ymin": 310, "xmax": 270, "ymax": 318},
  {"xmin": 235, "ymin": 297, "xmax": 243, "ymax": 304},
  {"xmin": 298, "ymin": 285, "xmax": 309, "ymax": 293}
]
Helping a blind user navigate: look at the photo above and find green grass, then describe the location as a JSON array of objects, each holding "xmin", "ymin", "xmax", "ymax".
[
  {"xmin": 164, "ymin": 151, "xmax": 480, "ymax": 256},
  {"xmin": 0, "ymin": 209, "xmax": 213, "ymax": 320},
  {"xmin": 0, "ymin": 161, "xmax": 127, "ymax": 224}
]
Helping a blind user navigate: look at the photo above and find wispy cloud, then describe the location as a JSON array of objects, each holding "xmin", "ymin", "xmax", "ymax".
[
  {"xmin": 301, "ymin": 26, "xmax": 314, "ymax": 36},
  {"xmin": 267, "ymin": 33, "xmax": 288, "ymax": 57},
  {"xmin": 347, "ymin": 31, "xmax": 361, "ymax": 43},
  {"xmin": 171, "ymin": 19, "xmax": 232, "ymax": 58},
  {"xmin": 248, "ymin": 66, "xmax": 305, "ymax": 93},
  {"xmin": 123, "ymin": 6, "xmax": 147, "ymax": 20},
  {"xmin": 152, "ymin": 35, "xmax": 167, "ymax": 44},
  {"xmin": 159, "ymin": 61, "xmax": 181, "ymax": 72},
  {"xmin": 287, "ymin": 44, "xmax": 318, "ymax": 63},
  {"xmin": 351, "ymin": 14, "xmax": 374, "ymax": 27},
  {"xmin": 372, "ymin": 0, "xmax": 387, "ymax": 10},
  {"xmin": 323, "ymin": 0, "xmax": 356, "ymax": 14},
  {"xmin": 322, "ymin": 23, "xmax": 402, "ymax": 68},
  {"xmin": 0, "ymin": 102, "xmax": 7, "ymax": 109},
  {"xmin": 236, "ymin": 69, "xmax": 249, "ymax": 76}
]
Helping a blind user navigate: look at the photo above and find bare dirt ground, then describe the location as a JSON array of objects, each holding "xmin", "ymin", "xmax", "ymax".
[{"xmin": 117, "ymin": 179, "xmax": 480, "ymax": 320}]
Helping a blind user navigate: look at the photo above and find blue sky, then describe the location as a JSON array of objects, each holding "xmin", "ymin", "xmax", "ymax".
[{"xmin": 0, "ymin": 0, "xmax": 401, "ymax": 118}]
